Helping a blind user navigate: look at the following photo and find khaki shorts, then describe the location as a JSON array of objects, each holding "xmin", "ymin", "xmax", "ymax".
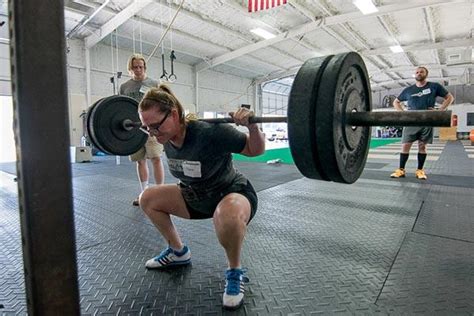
[{"xmin": 129, "ymin": 136, "xmax": 163, "ymax": 161}]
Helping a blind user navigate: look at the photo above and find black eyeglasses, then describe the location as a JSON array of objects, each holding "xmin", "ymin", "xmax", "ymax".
[{"xmin": 140, "ymin": 111, "xmax": 170, "ymax": 136}]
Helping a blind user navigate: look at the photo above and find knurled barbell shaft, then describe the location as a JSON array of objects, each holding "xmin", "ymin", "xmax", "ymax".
[
  {"xmin": 346, "ymin": 110, "xmax": 452, "ymax": 127},
  {"xmin": 123, "ymin": 110, "xmax": 452, "ymax": 129},
  {"xmin": 201, "ymin": 117, "xmax": 288, "ymax": 124},
  {"xmin": 199, "ymin": 110, "xmax": 452, "ymax": 127},
  {"xmin": 122, "ymin": 116, "xmax": 289, "ymax": 127}
]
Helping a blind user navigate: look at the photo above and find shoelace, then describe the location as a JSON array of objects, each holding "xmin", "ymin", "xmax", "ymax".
[
  {"xmin": 225, "ymin": 269, "xmax": 249, "ymax": 295},
  {"xmin": 156, "ymin": 247, "xmax": 174, "ymax": 260}
]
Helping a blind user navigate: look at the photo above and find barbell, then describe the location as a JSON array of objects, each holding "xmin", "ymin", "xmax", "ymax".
[{"xmin": 86, "ymin": 52, "xmax": 452, "ymax": 184}]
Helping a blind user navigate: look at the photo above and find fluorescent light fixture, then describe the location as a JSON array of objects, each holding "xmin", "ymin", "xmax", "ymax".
[
  {"xmin": 352, "ymin": 0, "xmax": 378, "ymax": 15},
  {"xmin": 250, "ymin": 28, "xmax": 276, "ymax": 40},
  {"xmin": 390, "ymin": 45, "xmax": 404, "ymax": 53}
]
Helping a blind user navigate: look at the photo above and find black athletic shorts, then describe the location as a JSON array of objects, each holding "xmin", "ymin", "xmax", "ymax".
[{"xmin": 178, "ymin": 180, "xmax": 258, "ymax": 223}]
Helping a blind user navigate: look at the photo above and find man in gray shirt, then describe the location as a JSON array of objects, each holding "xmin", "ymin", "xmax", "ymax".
[{"xmin": 120, "ymin": 54, "xmax": 165, "ymax": 205}]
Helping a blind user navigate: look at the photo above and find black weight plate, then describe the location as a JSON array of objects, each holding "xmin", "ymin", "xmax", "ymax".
[
  {"xmin": 85, "ymin": 98, "xmax": 103, "ymax": 152},
  {"xmin": 315, "ymin": 52, "xmax": 371, "ymax": 184},
  {"xmin": 88, "ymin": 95, "xmax": 147, "ymax": 156},
  {"xmin": 287, "ymin": 54, "xmax": 334, "ymax": 180}
]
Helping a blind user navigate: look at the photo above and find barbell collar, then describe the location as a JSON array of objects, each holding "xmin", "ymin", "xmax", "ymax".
[{"xmin": 346, "ymin": 110, "xmax": 452, "ymax": 127}]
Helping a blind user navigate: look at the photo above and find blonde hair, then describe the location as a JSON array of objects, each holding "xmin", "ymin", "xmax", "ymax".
[
  {"xmin": 127, "ymin": 54, "xmax": 147, "ymax": 74},
  {"xmin": 139, "ymin": 84, "xmax": 189, "ymax": 125}
]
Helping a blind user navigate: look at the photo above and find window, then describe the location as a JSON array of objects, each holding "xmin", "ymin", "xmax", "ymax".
[{"xmin": 466, "ymin": 112, "xmax": 474, "ymax": 126}]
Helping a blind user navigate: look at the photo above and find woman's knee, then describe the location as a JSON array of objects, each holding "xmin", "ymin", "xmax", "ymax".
[
  {"xmin": 139, "ymin": 185, "xmax": 191, "ymax": 219},
  {"xmin": 139, "ymin": 187, "xmax": 155, "ymax": 213},
  {"xmin": 214, "ymin": 195, "xmax": 250, "ymax": 225}
]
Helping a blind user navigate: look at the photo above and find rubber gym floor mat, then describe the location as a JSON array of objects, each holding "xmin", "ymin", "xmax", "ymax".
[
  {"xmin": 70, "ymin": 156, "xmax": 304, "ymax": 192},
  {"xmin": 360, "ymin": 169, "xmax": 474, "ymax": 188},
  {"xmin": 0, "ymin": 173, "xmax": 27, "ymax": 314},
  {"xmin": 424, "ymin": 140, "xmax": 474, "ymax": 177},
  {"xmin": 414, "ymin": 185, "xmax": 474, "ymax": 242},
  {"xmin": 0, "ymin": 171, "xmax": 423, "ymax": 314},
  {"xmin": 1, "ymin": 139, "xmax": 473, "ymax": 314},
  {"xmin": 376, "ymin": 232, "xmax": 474, "ymax": 314}
]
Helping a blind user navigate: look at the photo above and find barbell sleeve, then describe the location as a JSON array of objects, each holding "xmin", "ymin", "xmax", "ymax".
[
  {"xmin": 122, "ymin": 119, "xmax": 141, "ymax": 131},
  {"xmin": 346, "ymin": 110, "xmax": 452, "ymax": 127}
]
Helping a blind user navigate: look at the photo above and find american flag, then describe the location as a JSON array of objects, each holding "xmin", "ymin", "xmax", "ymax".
[{"xmin": 248, "ymin": 0, "xmax": 288, "ymax": 13}]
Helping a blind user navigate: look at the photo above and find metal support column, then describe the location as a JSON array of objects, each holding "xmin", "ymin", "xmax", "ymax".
[{"xmin": 9, "ymin": 0, "xmax": 80, "ymax": 314}]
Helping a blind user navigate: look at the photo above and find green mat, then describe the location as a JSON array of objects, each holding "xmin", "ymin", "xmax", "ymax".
[{"xmin": 233, "ymin": 138, "xmax": 400, "ymax": 164}]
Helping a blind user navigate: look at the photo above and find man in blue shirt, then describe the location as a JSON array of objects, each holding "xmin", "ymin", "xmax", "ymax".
[{"xmin": 390, "ymin": 66, "xmax": 454, "ymax": 180}]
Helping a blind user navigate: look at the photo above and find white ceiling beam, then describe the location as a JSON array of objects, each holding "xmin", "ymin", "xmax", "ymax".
[
  {"xmin": 372, "ymin": 63, "xmax": 474, "ymax": 75},
  {"xmin": 109, "ymin": 32, "xmax": 276, "ymax": 76},
  {"xmin": 423, "ymin": 7, "xmax": 442, "ymax": 71},
  {"xmin": 279, "ymin": 2, "xmax": 326, "ymax": 54},
  {"xmin": 290, "ymin": 1, "xmax": 400, "ymax": 82},
  {"xmin": 259, "ymin": 56, "xmax": 474, "ymax": 86},
  {"xmin": 67, "ymin": 0, "xmax": 109, "ymax": 38},
  {"xmin": 195, "ymin": 0, "xmax": 466, "ymax": 72},
  {"xmin": 75, "ymin": 0, "xmax": 287, "ymax": 72},
  {"xmin": 376, "ymin": 15, "xmax": 414, "ymax": 67},
  {"xmin": 363, "ymin": 38, "xmax": 474, "ymax": 55},
  {"xmin": 85, "ymin": 0, "xmax": 153, "ymax": 49},
  {"xmin": 148, "ymin": 0, "xmax": 305, "ymax": 66},
  {"xmin": 254, "ymin": 65, "xmax": 301, "ymax": 85},
  {"xmin": 372, "ymin": 76, "xmax": 456, "ymax": 88}
]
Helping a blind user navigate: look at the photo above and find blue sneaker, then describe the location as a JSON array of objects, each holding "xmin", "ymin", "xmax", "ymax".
[
  {"xmin": 145, "ymin": 245, "xmax": 191, "ymax": 269},
  {"xmin": 223, "ymin": 268, "xmax": 249, "ymax": 310}
]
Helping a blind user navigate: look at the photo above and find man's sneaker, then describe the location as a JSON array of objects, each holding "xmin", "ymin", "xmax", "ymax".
[
  {"xmin": 390, "ymin": 168, "xmax": 406, "ymax": 178},
  {"xmin": 145, "ymin": 245, "xmax": 191, "ymax": 269},
  {"xmin": 223, "ymin": 268, "xmax": 249, "ymax": 310},
  {"xmin": 415, "ymin": 169, "xmax": 428, "ymax": 180},
  {"xmin": 132, "ymin": 197, "xmax": 139, "ymax": 206}
]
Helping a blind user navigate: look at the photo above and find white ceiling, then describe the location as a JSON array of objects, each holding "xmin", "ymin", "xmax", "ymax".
[{"xmin": 6, "ymin": 0, "xmax": 474, "ymax": 92}]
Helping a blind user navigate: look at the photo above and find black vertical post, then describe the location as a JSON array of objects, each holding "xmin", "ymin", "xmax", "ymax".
[{"xmin": 9, "ymin": 0, "xmax": 80, "ymax": 314}]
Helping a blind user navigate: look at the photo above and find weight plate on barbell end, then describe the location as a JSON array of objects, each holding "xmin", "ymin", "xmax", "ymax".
[
  {"xmin": 87, "ymin": 95, "xmax": 148, "ymax": 156},
  {"xmin": 86, "ymin": 98, "xmax": 103, "ymax": 152},
  {"xmin": 315, "ymin": 52, "xmax": 371, "ymax": 184},
  {"xmin": 87, "ymin": 97, "xmax": 117, "ymax": 155},
  {"xmin": 288, "ymin": 54, "xmax": 334, "ymax": 180}
]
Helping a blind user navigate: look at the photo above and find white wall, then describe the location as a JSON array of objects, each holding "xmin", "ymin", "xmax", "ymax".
[
  {"xmin": 450, "ymin": 103, "xmax": 474, "ymax": 133},
  {"xmin": 1, "ymin": 37, "xmax": 256, "ymax": 147},
  {"xmin": 65, "ymin": 39, "xmax": 255, "ymax": 146}
]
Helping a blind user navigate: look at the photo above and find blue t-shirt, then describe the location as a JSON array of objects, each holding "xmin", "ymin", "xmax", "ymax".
[{"xmin": 397, "ymin": 82, "xmax": 448, "ymax": 110}]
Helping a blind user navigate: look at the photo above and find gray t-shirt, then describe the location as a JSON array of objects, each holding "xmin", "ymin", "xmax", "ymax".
[
  {"xmin": 165, "ymin": 121, "xmax": 248, "ymax": 194},
  {"xmin": 119, "ymin": 77, "xmax": 159, "ymax": 101}
]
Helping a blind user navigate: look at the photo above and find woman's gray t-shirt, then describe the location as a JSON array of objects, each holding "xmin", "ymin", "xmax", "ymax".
[{"xmin": 164, "ymin": 121, "xmax": 248, "ymax": 195}]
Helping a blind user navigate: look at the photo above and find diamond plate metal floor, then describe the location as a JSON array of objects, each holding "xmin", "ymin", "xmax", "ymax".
[{"xmin": 0, "ymin": 140, "xmax": 473, "ymax": 315}]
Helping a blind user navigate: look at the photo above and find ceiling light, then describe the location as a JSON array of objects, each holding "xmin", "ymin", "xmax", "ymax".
[
  {"xmin": 250, "ymin": 28, "xmax": 276, "ymax": 40},
  {"xmin": 390, "ymin": 45, "xmax": 404, "ymax": 53},
  {"xmin": 352, "ymin": 0, "xmax": 378, "ymax": 15}
]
